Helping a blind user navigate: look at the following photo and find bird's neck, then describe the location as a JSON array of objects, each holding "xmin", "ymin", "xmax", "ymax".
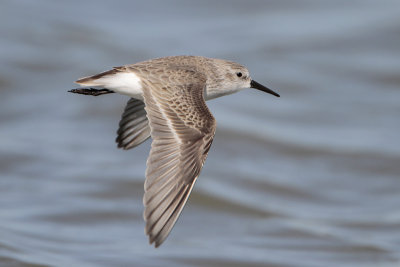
[{"xmin": 204, "ymin": 84, "xmax": 242, "ymax": 100}]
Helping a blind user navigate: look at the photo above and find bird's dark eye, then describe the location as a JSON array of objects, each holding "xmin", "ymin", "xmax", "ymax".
[{"xmin": 236, "ymin": 72, "xmax": 243, "ymax": 77}]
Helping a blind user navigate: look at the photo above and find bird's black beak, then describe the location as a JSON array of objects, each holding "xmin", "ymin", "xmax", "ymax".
[{"xmin": 250, "ymin": 80, "xmax": 280, "ymax": 97}]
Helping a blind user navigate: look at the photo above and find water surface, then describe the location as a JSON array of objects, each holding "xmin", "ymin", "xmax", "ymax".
[{"xmin": 1, "ymin": 1, "xmax": 400, "ymax": 266}]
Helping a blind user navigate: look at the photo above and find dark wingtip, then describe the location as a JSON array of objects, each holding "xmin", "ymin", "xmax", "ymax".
[{"xmin": 68, "ymin": 88, "xmax": 115, "ymax": 96}]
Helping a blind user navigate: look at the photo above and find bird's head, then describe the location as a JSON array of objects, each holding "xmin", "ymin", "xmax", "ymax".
[{"xmin": 205, "ymin": 59, "xmax": 280, "ymax": 99}]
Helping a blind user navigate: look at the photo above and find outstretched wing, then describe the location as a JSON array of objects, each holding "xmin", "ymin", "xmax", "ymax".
[{"xmin": 142, "ymin": 69, "xmax": 216, "ymax": 247}]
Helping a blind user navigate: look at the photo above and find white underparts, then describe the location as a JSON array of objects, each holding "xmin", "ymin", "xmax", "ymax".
[{"xmin": 90, "ymin": 72, "xmax": 143, "ymax": 99}]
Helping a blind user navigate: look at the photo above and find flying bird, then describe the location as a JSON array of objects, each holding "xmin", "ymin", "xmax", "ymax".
[{"xmin": 69, "ymin": 56, "xmax": 279, "ymax": 247}]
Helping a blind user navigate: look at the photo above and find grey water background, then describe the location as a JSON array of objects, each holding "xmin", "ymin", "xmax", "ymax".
[{"xmin": 1, "ymin": 0, "xmax": 399, "ymax": 266}]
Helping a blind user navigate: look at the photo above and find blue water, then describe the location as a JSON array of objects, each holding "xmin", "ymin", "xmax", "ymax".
[{"xmin": 1, "ymin": 0, "xmax": 400, "ymax": 266}]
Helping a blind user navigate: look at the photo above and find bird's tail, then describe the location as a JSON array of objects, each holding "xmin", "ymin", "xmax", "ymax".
[
  {"xmin": 75, "ymin": 68, "xmax": 120, "ymax": 86},
  {"xmin": 70, "ymin": 68, "xmax": 122, "ymax": 96},
  {"xmin": 73, "ymin": 66, "xmax": 141, "ymax": 98}
]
